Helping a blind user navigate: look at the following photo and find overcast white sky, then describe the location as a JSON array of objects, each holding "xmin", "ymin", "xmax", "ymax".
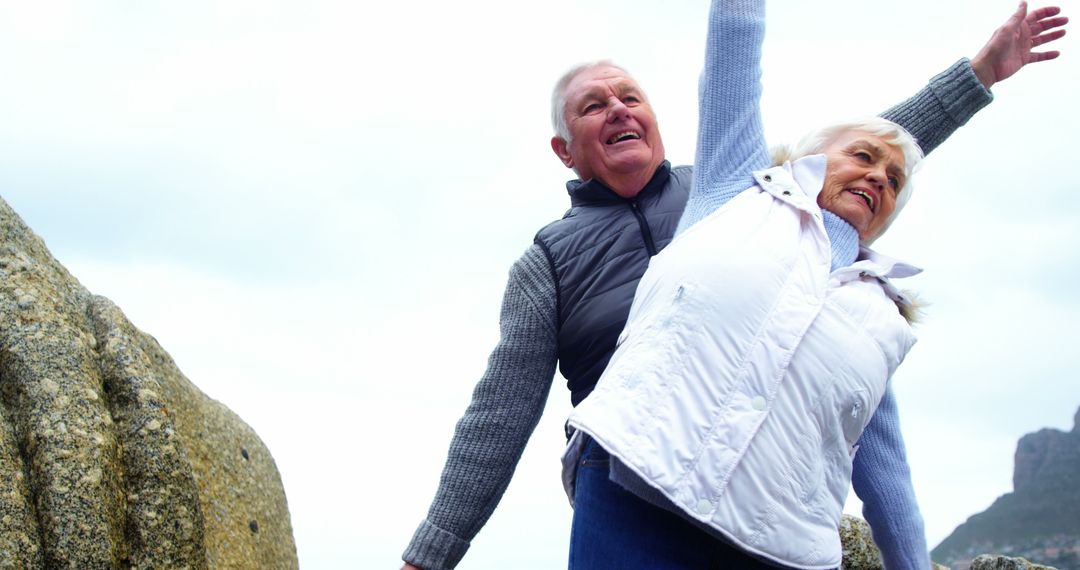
[{"xmin": 1, "ymin": 0, "xmax": 1077, "ymax": 567}]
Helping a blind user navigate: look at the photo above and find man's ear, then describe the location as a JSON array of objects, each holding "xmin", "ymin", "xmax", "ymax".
[{"xmin": 551, "ymin": 136, "xmax": 574, "ymax": 169}]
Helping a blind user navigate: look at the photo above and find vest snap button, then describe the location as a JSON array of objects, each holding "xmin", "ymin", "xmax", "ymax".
[
  {"xmin": 751, "ymin": 395, "xmax": 767, "ymax": 411},
  {"xmin": 695, "ymin": 499, "xmax": 712, "ymax": 515}
]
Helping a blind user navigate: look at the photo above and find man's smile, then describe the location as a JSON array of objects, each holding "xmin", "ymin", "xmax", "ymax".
[{"xmin": 606, "ymin": 130, "xmax": 642, "ymax": 145}]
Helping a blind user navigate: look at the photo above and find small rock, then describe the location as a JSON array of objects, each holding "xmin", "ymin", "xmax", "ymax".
[
  {"xmin": 969, "ymin": 554, "xmax": 1058, "ymax": 570},
  {"xmin": 841, "ymin": 514, "xmax": 883, "ymax": 569}
]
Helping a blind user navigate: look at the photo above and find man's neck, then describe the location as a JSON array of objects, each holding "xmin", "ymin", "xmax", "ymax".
[{"xmin": 597, "ymin": 161, "xmax": 666, "ymax": 199}]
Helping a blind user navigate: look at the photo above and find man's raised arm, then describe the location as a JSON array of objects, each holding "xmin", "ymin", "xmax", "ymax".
[
  {"xmin": 856, "ymin": 4, "xmax": 1066, "ymax": 569},
  {"xmin": 882, "ymin": 2, "xmax": 1066, "ymax": 156}
]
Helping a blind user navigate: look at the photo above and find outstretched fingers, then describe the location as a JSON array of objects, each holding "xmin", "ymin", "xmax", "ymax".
[
  {"xmin": 1027, "ymin": 6, "xmax": 1068, "ymax": 39},
  {"xmin": 1028, "ymin": 49, "xmax": 1062, "ymax": 63},
  {"xmin": 1030, "ymin": 20, "xmax": 1069, "ymax": 38},
  {"xmin": 970, "ymin": 2, "xmax": 1068, "ymax": 88},
  {"xmin": 1031, "ymin": 28, "xmax": 1067, "ymax": 46},
  {"xmin": 1027, "ymin": 5, "xmax": 1064, "ymax": 26},
  {"xmin": 1028, "ymin": 5, "xmax": 1068, "ymax": 63}
]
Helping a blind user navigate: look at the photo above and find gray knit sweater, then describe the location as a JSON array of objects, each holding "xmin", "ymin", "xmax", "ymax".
[{"xmin": 402, "ymin": 59, "xmax": 991, "ymax": 570}]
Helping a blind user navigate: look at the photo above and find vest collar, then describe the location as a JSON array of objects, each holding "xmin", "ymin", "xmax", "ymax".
[
  {"xmin": 846, "ymin": 248, "xmax": 922, "ymax": 279},
  {"xmin": 830, "ymin": 248, "xmax": 922, "ymax": 308},
  {"xmin": 789, "ymin": 154, "xmax": 828, "ymax": 203},
  {"xmin": 751, "ymin": 155, "xmax": 827, "ymax": 216},
  {"xmin": 566, "ymin": 161, "xmax": 672, "ymax": 206}
]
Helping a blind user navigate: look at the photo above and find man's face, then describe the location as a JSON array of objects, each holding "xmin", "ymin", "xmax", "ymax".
[{"xmin": 552, "ymin": 66, "xmax": 665, "ymax": 187}]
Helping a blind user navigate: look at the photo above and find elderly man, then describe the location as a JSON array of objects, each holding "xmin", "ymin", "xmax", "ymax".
[{"xmin": 400, "ymin": 6, "xmax": 1067, "ymax": 569}]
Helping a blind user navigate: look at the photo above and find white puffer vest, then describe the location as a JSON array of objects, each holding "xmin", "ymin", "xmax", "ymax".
[{"xmin": 566, "ymin": 156, "xmax": 919, "ymax": 569}]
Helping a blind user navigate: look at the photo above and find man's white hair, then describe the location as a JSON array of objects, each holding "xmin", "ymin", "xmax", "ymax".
[
  {"xmin": 773, "ymin": 116, "xmax": 925, "ymax": 244},
  {"xmin": 550, "ymin": 60, "xmax": 632, "ymax": 144}
]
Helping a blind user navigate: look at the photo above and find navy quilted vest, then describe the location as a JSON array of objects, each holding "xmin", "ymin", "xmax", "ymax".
[{"xmin": 535, "ymin": 162, "xmax": 692, "ymax": 406}]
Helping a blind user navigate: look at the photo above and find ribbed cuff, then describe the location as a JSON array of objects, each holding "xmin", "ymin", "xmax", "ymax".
[
  {"xmin": 402, "ymin": 520, "xmax": 470, "ymax": 570},
  {"xmin": 883, "ymin": 58, "xmax": 992, "ymax": 155},
  {"xmin": 930, "ymin": 58, "xmax": 993, "ymax": 124}
]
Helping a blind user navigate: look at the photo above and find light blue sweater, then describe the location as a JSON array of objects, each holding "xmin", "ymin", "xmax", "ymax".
[
  {"xmin": 679, "ymin": 1, "xmax": 957, "ymax": 568},
  {"xmin": 677, "ymin": 0, "xmax": 862, "ymax": 268}
]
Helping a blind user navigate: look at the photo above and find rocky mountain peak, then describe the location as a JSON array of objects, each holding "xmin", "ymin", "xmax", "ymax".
[
  {"xmin": 933, "ymin": 406, "xmax": 1080, "ymax": 570},
  {"xmin": 1013, "ymin": 407, "xmax": 1080, "ymax": 493}
]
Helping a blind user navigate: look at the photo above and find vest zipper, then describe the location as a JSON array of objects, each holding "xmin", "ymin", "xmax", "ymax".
[{"xmin": 629, "ymin": 200, "xmax": 658, "ymax": 256}]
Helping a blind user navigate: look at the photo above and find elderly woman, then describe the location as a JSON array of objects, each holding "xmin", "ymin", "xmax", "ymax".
[{"xmin": 562, "ymin": 1, "xmax": 1064, "ymax": 569}]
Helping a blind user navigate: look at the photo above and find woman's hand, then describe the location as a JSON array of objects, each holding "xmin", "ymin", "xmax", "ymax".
[{"xmin": 972, "ymin": 2, "xmax": 1068, "ymax": 89}]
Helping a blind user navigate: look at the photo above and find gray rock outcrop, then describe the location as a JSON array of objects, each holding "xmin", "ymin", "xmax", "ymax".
[
  {"xmin": 1013, "ymin": 412, "xmax": 1080, "ymax": 494},
  {"xmin": 0, "ymin": 195, "xmax": 298, "ymax": 567},
  {"xmin": 932, "ymin": 407, "xmax": 1080, "ymax": 570}
]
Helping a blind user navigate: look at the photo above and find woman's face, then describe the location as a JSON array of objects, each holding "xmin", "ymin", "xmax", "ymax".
[{"xmin": 816, "ymin": 130, "xmax": 907, "ymax": 240}]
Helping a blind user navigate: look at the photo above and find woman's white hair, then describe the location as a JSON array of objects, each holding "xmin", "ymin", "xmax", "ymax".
[
  {"xmin": 772, "ymin": 117, "xmax": 924, "ymax": 244},
  {"xmin": 550, "ymin": 60, "xmax": 631, "ymax": 144}
]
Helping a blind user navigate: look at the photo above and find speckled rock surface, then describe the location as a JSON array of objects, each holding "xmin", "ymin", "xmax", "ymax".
[
  {"xmin": 969, "ymin": 554, "xmax": 1058, "ymax": 569},
  {"xmin": 841, "ymin": 514, "xmax": 885, "ymax": 569},
  {"xmin": 0, "ymin": 196, "xmax": 297, "ymax": 567},
  {"xmin": 838, "ymin": 514, "xmax": 952, "ymax": 570}
]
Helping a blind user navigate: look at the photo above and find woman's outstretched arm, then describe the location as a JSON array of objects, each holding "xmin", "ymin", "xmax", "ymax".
[{"xmin": 677, "ymin": 0, "xmax": 771, "ymax": 234}]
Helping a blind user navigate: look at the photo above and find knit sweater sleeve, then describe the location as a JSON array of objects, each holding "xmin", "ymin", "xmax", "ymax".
[
  {"xmin": 880, "ymin": 58, "xmax": 992, "ymax": 156},
  {"xmin": 852, "ymin": 386, "xmax": 930, "ymax": 570},
  {"xmin": 401, "ymin": 244, "xmax": 559, "ymax": 570},
  {"xmin": 676, "ymin": 0, "xmax": 770, "ymax": 235}
]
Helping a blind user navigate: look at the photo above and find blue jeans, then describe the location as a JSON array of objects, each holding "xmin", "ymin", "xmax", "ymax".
[{"xmin": 568, "ymin": 437, "xmax": 787, "ymax": 570}]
